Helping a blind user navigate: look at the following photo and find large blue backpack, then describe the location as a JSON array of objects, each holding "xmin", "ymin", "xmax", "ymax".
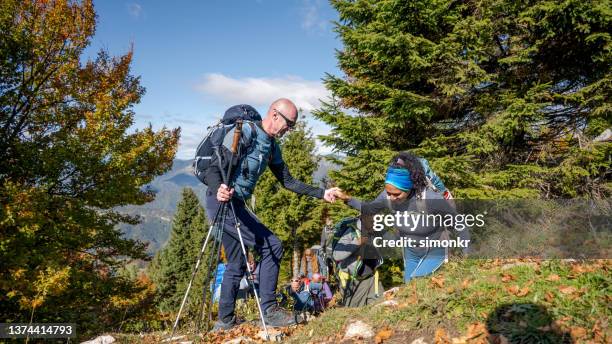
[{"xmin": 193, "ymin": 104, "xmax": 262, "ymax": 185}]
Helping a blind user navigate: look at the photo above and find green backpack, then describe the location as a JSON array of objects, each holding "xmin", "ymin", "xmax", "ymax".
[{"xmin": 330, "ymin": 217, "xmax": 383, "ymax": 280}]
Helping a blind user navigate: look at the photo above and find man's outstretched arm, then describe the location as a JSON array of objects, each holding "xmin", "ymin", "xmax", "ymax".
[{"xmin": 269, "ymin": 162, "xmax": 337, "ymax": 202}]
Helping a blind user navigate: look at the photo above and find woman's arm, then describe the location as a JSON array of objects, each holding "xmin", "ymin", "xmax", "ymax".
[{"xmin": 344, "ymin": 190, "xmax": 390, "ymax": 215}]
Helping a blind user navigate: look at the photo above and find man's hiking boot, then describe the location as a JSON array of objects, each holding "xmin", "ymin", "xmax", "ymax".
[
  {"xmin": 263, "ymin": 305, "xmax": 296, "ymax": 327},
  {"xmin": 212, "ymin": 316, "xmax": 237, "ymax": 332}
]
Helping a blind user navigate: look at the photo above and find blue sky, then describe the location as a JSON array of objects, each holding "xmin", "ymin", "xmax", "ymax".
[{"xmin": 85, "ymin": 1, "xmax": 342, "ymax": 159}]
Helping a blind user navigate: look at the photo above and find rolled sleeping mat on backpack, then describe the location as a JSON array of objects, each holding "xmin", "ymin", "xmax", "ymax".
[{"xmin": 222, "ymin": 104, "xmax": 262, "ymax": 124}]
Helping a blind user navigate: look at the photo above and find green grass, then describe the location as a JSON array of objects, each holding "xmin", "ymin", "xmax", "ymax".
[
  {"xmin": 104, "ymin": 259, "xmax": 610, "ymax": 343},
  {"xmin": 287, "ymin": 259, "xmax": 611, "ymax": 343}
]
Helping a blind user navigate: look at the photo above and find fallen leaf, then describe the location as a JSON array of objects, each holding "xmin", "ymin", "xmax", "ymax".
[
  {"xmin": 593, "ymin": 319, "xmax": 607, "ymax": 342},
  {"xmin": 374, "ymin": 328, "xmax": 393, "ymax": 344},
  {"xmin": 461, "ymin": 279, "xmax": 471, "ymax": 288},
  {"xmin": 431, "ymin": 276, "xmax": 445, "ymax": 288},
  {"xmin": 570, "ymin": 326, "xmax": 587, "ymax": 339},
  {"xmin": 451, "ymin": 336, "xmax": 467, "ymax": 344},
  {"xmin": 559, "ymin": 285, "xmax": 577, "ymax": 295},
  {"xmin": 506, "ymin": 285, "xmax": 529, "ymax": 296},
  {"xmin": 544, "ymin": 291, "xmax": 555, "ymax": 303},
  {"xmin": 517, "ymin": 286, "xmax": 530, "ymax": 297},
  {"xmin": 501, "ymin": 274, "xmax": 515, "ymax": 283},
  {"xmin": 571, "ymin": 264, "xmax": 595, "ymax": 275},
  {"xmin": 434, "ymin": 328, "xmax": 451, "ymax": 344},
  {"xmin": 466, "ymin": 322, "xmax": 488, "ymax": 344},
  {"xmin": 466, "ymin": 322, "xmax": 487, "ymax": 337},
  {"xmin": 546, "ymin": 274, "xmax": 560, "ymax": 282}
]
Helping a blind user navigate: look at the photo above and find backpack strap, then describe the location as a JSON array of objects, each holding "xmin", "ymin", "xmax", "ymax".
[
  {"xmin": 241, "ymin": 121, "xmax": 258, "ymax": 150},
  {"xmin": 416, "ymin": 189, "xmax": 427, "ymax": 212},
  {"xmin": 374, "ymin": 270, "xmax": 379, "ymax": 297},
  {"xmin": 269, "ymin": 138, "xmax": 276, "ymax": 163},
  {"xmin": 356, "ymin": 222, "xmax": 365, "ymax": 280},
  {"xmin": 244, "ymin": 120, "xmax": 277, "ymax": 164},
  {"xmin": 425, "ymin": 176, "xmax": 437, "ymax": 192}
]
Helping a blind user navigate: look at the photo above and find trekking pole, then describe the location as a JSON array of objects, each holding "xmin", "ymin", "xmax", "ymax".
[
  {"xmin": 170, "ymin": 121, "xmax": 244, "ymax": 337},
  {"xmin": 196, "ymin": 120, "xmax": 246, "ymax": 332},
  {"xmin": 196, "ymin": 204, "xmax": 226, "ymax": 332},
  {"xmin": 227, "ymin": 200, "xmax": 270, "ymax": 339},
  {"xmin": 170, "ymin": 203, "xmax": 221, "ymax": 339}
]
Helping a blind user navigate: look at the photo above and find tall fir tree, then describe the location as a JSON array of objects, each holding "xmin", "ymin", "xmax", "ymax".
[
  {"xmin": 149, "ymin": 188, "xmax": 207, "ymax": 315},
  {"xmin": 253, "ymin": 118, "xmax": 322, "ymax": 280},
  {"xmin": 0, "ymin": 0, "xmax": 179, "ymax": 336},
  {"xmin": 315, "ymin": 0, "xmax": 611, "ymax": 199}
]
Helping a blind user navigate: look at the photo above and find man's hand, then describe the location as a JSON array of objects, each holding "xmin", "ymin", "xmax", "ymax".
[
  {"xmin": 334, "ymin": 188, "xmax": 351, "ymax": 201},
  {"xmin": 217, "ymin": 184, "xmax": 234, "ymax": 202},
  {"xmin": 324, "ymin": 187, "xmax": 340, "ymax": 203}
]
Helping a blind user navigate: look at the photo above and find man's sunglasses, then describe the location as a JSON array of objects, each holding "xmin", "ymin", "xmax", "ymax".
[{"xmin": 274, "ymin": 108, "xmax": 296, "ymax": 129}]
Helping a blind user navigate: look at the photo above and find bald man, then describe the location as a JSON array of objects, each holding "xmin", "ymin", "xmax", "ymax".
[{"xmin": 204, "ymin": 98, "xmax": 339, "ymax": 330}]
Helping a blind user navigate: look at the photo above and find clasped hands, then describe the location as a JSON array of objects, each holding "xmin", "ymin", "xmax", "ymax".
[
  {"xmin": 323, "ymin": 187, "xmax": 350, "ymax": 203},
  {"xmin": 216, "ymin": 184, "xmax": 350, "ymax": 203}
]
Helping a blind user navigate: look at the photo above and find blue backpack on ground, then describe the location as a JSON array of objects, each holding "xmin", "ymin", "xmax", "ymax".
[{"xmin": 193, "ymin": 104, "xmax": 262, "ymax": 185}]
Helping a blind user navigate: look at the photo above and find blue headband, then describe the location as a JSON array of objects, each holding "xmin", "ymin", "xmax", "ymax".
[{"xmin": 385, "ymin": 167, "xmax": 413, "ymax": 191}]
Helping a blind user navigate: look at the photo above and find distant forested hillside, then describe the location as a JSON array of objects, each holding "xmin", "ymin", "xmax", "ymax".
[{"xmin": 117, "ymin": 159, "xmax": 207, "ymax": 254}]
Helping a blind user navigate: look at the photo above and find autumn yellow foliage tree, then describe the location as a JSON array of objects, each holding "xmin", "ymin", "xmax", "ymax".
[{"xmin": 0, "ymin": 0, "xmax": 179, "ymax": 336}]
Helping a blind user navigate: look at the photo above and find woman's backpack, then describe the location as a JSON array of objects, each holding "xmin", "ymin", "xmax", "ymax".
[{"xmin": 330, "ymin": 217, "xmax": 385, "ymax": 307}]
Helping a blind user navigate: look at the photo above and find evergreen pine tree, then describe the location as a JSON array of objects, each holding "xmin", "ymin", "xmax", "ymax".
[
  {"xmin": 149, "ymin": 188, "xmax": 207, "ymax": 314},
  {"xmin": 315, "ymin": 0, "xmax": 611, "ymax": 199}
]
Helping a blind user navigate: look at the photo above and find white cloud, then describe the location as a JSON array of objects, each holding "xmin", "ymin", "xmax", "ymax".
[
  {"xmin": 300, "ymin": 0, "xmax": 328, "ymax": 33},
  {"xmin": 127, "ymin": 3, "xmax": 142, "ymax": 18},
  {"xmin": 196, "ymin": 73, "xmax": 330, "ymax": 112}
]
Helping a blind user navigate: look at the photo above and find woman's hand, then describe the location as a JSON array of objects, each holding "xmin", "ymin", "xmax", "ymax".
[{"xmin": 333, "ymin": 188, "xmax": 351, "ymax": 201}]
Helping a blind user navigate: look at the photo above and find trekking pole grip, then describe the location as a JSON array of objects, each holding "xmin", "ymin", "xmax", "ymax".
[
  {"xmin": 222, "ymin": 120, "xmax": 243, "ymax": 186},
  {"xmin": 231, "ymin": 120, "xmax": 243, "ymax": 154}
]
